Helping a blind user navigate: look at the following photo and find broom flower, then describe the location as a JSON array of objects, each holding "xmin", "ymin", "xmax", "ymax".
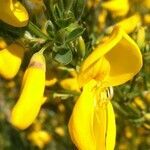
[
  {"xmin": 68, "ymin": 26, "xmax": 142, "ymax": 150},
  {"xmin": 0, "ymin": 41, "xmax": 24, "ymax": 79},
  {"xmin": 0, "ymin": 0, "xmax": 29, "ymax": 27},
  {"xmin": 10, "ymin": 52, "xmax": 46, "ymax": 130},
  {"xmin": 78, "ymin": 26, "xmax": 142, "ymax": 87}
]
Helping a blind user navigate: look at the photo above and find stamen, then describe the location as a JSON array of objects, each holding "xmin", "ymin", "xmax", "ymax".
[{"xmin": 95, "ymin": 82, "xmax": 114, "ymax": 108}]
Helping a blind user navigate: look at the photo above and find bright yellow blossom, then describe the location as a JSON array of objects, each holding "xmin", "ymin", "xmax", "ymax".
[
  {"xmin": 27, "ymin": 130, "xmax": 52, "ymax": 149},
  {"xmin": 0, "ymin": 41, "xmax": 24, "ymax": 79},
  {"xmin": 10, "ymin": 52, "xmax": 46, "ymax": 130},
  {"xmin": 68, "ymin": 26, "xmax": 142, "ymax": 150},
  {"xmin": 0, "ymin": 0, "xmax": 29, "ymax": 27},
  {"xmin": 102, "ymin": 0, "xmax": 129, "ymax": 17}
]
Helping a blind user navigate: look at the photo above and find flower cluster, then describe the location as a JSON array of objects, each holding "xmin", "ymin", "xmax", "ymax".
[{"xmin": 0, "ymin": 0, "xmax": 149, "ymax": 149}]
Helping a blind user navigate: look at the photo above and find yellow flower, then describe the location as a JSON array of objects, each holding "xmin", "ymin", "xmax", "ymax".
[
  {"xmin": 143, "ymin": 0, "xmax": 150, "ymax": 9},
  {"xmin": 101, "ymin": 0, "xmax": 129, "ymax": 17},
  {"xmin": 0, "ymin": 41, "xmax": 24, "ymax": 79},
  {"xmin": 68, "ymin": 26, "xmax": 142, "ymax": 150},
  {"xmin": 78, "ymin": 26, "xmax": 142, "ymax": 87},
  {"xmin": 0, "ymin": 0, "xmax": 29, "ymax": 27},
  {"xmin": 27, "ymin": 130, "xmax": 52, "ymax": 149},
  {"xmin": 10, "ymin": 52, "xmax": 46, "ymax": 130},
  {"xmin": 106, "ymin": 14, "xmax": 141, "ymax": 34}
]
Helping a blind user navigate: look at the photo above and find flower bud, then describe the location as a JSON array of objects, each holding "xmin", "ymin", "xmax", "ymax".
[
  {"xmin": 10, "ymin": 52, "xmax": 46, "ymax": 130},
  {"xmin": 76, "ymin": 36, "xmax": 86, "ymax": 58}
]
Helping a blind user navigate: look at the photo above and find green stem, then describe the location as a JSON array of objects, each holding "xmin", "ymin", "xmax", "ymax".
[
  {"xmin": 39, "ymin": 42, "xmax": 52, "ymax": 54},
  {"xmin": 28, "ymin": 21, "xmax": 49, "ymax": 40}
]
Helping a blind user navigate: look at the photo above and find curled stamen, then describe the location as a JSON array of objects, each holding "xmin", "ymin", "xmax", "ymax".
[
  {"xmin": 106, "ymin": 86, "xmax": 114, "ymax": 100},
  {"xmin": 95, "ymin": 83, "xmax": 114, "ymax": 108}
]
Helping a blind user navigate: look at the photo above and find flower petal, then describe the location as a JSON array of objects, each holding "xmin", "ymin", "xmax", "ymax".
[
  {"xmin": 68, "ymin": 80, "xmax": 116, "ymax": 150},
  {"xmin": 78, "ymin": 57, "xmax": 110, "ymax": 87},
  {"xmin": 105, "ymin": 27, "xmax": 143, "ymax": 86},
  {"xmin": 101, "ymin": 0, "xmax": 129, "ymax": 17},
  {"xmin": 107, "ymin": 14, "xmax": 141, "ymax": 34},
  {"xmin": 106, "ymin": 102, "xmax": 116, "ymax": 150},
  {"xmin": 10, "ymin": 52, "xmax": 46, "ymax": 129},
  {"xmin": 68, "ymin": 80, "xmax": 97, "ymax": 150},
  {"xmin": 0, "ymin": 0, "xmax": 29, "ymax": 27},
  {"xmin": 78, "ymin": 26, "xmax": 142, "ymax": 87},
  {"xmin": 0, "ymin": 42, "xmax": 24, "ymax": 79}
]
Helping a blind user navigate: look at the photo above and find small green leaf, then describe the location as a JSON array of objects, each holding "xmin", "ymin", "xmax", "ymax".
[
  {"xmin": 53, "ymin": 4, "xmax": 62, "ymax": 19},
  {"xmin": 53, "ymin": 48, "xmax": 72, "ymax": 65},
  {"xmin": 57, "ymin": 17, "xmax": 73, "ymax": 28},
  {"xmin": 74, "ymin": 0, "xmax": 85, "ymax": 20},
  {"xmin": 66, "ymin": 27, "xmax": 85, "ymax": 43}
]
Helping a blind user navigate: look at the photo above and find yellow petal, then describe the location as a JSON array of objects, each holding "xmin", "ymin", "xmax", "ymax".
[
  {"xmin": 60, "ymin": 78, "xmax": 80, "ymax": 92},
  {"xmin": 107, "ymin": 14, "xmax": 141, "ymax": 34},
  {"xmin": 102, "ymin": 0, "xmax": 129, "ymax": 17},
  {"xmin": 45, "ymin": 77, "xmax": 57, "ymax": 87},
  {"xmin": 69, "ymin": 81, "xmax": 116, "ymax": 150},
  {"xmin": 117, "ymin": 14, "xmax": 141, "ymax": 34},
  {"xmin": 0, "ymin": 42, "xmax": 24, "ymax": 79},
  {"xmin": 0, "ymin": 0, "xmax": 29, "ymax": 27},
  {"xmin": 78, "ymin": 57, "xmax": 110, "ymax": 87},
  {"xmin": 78, "ymin": 26, "xmax": 142, "ymax": 87},
  {"xmin": 105, "ymin": 27, "xmax": 142, "ymax": 86},
  {"xmin": 10, "ymin": 52, "xmax": 46, "ymax": 130},
  {"xmin": 105, "ymin": 102, "xmax": 116, "ymax": 150},
  {"xmin": 68, "ymin": 80, "xmax": 97, "ymax": 150}
]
